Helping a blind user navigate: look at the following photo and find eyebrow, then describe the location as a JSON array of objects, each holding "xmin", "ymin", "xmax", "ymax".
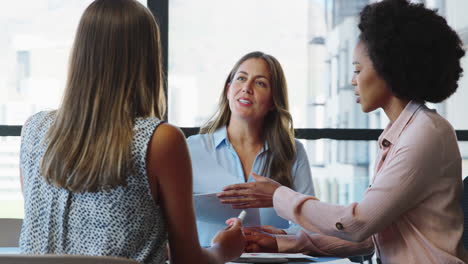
[{"xmin": 238, "ymin": 71, "xmax": 269, "ymax": 80}]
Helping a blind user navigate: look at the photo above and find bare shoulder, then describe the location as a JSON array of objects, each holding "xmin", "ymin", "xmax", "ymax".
[
  {"xmin": 151, "ymin": 123, "xmax": 187, "ymax": 150},
  {"xmin": 148, "ymin": 123, "xmax": 189, "ymax": 164},
  {"xmin": 147, "ymin": 123, "xmax": 191, "ymax": 189},
  {"xmin": 154, "ymin": 123, "xmax": 185, "ymax": 140}
]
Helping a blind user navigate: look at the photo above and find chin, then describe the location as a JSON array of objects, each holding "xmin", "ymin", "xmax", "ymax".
[
  {"xmin": 361, "ymin": 106, "xmax": 371, "ymax": 113},
  {"xmin": 361, "ymin": 104, "xmax": 378, "ymax": 113}
]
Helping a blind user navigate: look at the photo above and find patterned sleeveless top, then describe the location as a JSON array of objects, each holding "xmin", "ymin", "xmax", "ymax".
[{"xmin": 19, "ymin": 111, "xmax": 167, "ymax": 264}]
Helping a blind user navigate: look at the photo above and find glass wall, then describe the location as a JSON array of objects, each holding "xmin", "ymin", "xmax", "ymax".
[
  {"xmin": 169, "ymin": 0, "xmax": 468, "ymax": 205},
  {"xmin": 168, "ymin": 0, "xmax": 313, "ymax": 128},
  {"xmin": 1, "ymin": 0, "xmax": 468, "ymax": 218}
]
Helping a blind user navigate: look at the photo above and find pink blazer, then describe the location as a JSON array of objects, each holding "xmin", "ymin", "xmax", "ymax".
[{"xmin": 274, "ymin": 101, "xmax": 468, "ymax": 263}]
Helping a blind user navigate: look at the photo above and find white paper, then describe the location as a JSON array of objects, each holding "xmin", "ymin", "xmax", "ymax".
[
  {"xmin": 193, "ymin": 192, "xmax": 261, "ymax": 227},
  {"xmin": 231, "ymin": 253, "xmax": 317, "ymax": 263},
  {"xmin": 239, "ymin": 253, "xmax": 317, "ymax": 259}
]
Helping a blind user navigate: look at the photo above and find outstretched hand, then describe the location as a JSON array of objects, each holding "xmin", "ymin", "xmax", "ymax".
[{"xmin": 217, "ymin": 173, "xmax": 282, "ymax": 209}]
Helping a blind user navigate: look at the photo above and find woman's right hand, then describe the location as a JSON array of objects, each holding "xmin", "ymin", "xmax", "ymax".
[{"xmin": 211, "ymin": 218, "xmax": 246, "ymax": 262}]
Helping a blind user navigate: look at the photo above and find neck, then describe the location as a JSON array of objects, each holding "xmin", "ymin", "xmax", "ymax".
[
  {"xmin": 382, "ymin": 97, "xmax": 411, "ymax": 123},
  {"xmin": 226, "ymin": 117, "xmax": 264, "ymax": 147}
]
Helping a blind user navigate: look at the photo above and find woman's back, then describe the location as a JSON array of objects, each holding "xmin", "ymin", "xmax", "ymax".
[{"xmin": 20, "ymin": 111, "xmax": 167, "ymax": 264}]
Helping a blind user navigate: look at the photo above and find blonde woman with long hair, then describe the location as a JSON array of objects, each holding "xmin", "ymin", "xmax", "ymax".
[
  {"xmin": 187, "ymin": 51, "xmax": 315, "ymax": 247},
  {"xmin": 18, "ymin": 0, "xmax": 244, "ymax": 263}
]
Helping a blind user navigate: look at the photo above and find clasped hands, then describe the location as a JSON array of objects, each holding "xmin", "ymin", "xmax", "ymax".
[{"xmin": 216, "ymin": 173, "xmax": 284, "ymax": 252}]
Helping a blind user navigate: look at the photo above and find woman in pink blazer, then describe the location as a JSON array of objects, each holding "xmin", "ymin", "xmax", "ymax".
[{"xmin": 218, "ymin": 0, "xmax": 468, "ymax": 263}]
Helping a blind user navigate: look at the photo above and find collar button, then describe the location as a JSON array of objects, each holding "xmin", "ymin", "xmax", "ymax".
[
  {"xmin": 335, "ymin": 222, "xmax": 344, "ymax": 230},
  {"xmin": 382, "ymin": 139, "xmax": 391, "ymax": 147}
]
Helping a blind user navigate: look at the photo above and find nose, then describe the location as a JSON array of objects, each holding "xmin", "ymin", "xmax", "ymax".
[
  {"xmin": 351, "ymin": 75, "xmax": 357, "ymax": 87},
  {"xmin": 242, "ymin": 80, "xmax": 254, "ymax": 94}
]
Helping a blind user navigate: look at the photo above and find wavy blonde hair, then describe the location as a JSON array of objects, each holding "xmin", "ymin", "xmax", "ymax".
[
  {"xmin": 200, "ymin": 51, "xmax": 295, "ymax": 188},
  {"xmin": 41, "ymin": 0, "xmax": 166, "ymax": 192}
]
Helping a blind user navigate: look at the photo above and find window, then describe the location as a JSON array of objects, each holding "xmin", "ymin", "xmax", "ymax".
[
  {"xmin": 168, "ymin": 0, "xmax": 311, "ymax": 128},
  {"xmin": 168, "ymin": 0, "xmax": 468, "ymax": 206},
  {"xmin": 1, "ymin": 0, "xmax": 468, "ymax": 217}
]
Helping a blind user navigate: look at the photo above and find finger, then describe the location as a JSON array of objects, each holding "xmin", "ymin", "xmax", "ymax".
[
  {"xmin": 242, "ymin": 226, "xmax": 261, "ymax": 233},
  {"xmin": 217, "ymin": 190, "xmax": 249, "ymax": 198},
  {"xmin": 260, "ymin": 225, "xmax": 277, "ymax": 233},
  {"xmin": 225, "ymin": 217, "xmax": 237, "ymax": 227},
  {"xmin": 244, "ymin": 245, "xmax": 253, "ymax": 253},
  {"xmin": 242, "ymin": 229, "xmax": 261, "ymax": 236},
  {"xmin": 222, "ymin": 182, "xmax": 254, "ymax": 191},
  {"xmin": 219, "ymin": 198, "xmax": 254, "ymax": 204},
  {"xmin": 261, "ymin": 225, "xmax": 286, "ymax": 235},
  {"xmin": 251, "ymin": 172, "xmax": 268, "ymax": 182},
  {"xmin": 225, "ymin": 218, "xmax": 242, "ymax": 230},
  {"xmin": 245, "ymin": 243, "xmax": 261, "ymax": 253}
]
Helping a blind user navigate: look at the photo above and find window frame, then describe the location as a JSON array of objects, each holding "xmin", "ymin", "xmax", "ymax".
[{"xmin": 1, "ymin": 0, "xmax": 468, "ymax": 141}]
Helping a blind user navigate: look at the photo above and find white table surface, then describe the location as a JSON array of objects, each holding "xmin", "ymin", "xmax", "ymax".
[{"xmin": 0, "ymin": 248, "xmax": 353, "ymax": 263}]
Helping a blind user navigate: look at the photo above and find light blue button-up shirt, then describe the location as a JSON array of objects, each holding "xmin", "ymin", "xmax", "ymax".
[{"xmin": 187, "ymin": 126, "xmax": 315, "ymax": 247}]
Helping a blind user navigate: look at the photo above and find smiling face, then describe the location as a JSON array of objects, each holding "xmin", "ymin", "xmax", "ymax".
[
  {"xmin": 227, "ymin": 58, "xmax": 274, "ymax": 122},
  {"xmin": 352, "ymin": 41, "xmax": 393, "ymax": 113}
]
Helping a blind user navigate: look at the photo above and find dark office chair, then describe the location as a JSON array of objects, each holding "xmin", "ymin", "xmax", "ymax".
[
  {"xmin": 348, "ymin": 253, "xmax": 373, "ymax": 264},
  {"xmin": 461, "ymin": 176, "xmax": 468, "ymax": 249}
]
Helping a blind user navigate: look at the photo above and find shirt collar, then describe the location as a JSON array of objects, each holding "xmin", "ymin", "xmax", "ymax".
[
  {"xmin": 211, "ymin": 126, "xmax": 269, "ymax": 152},
  {"xmin": 378, "ymin": 100, "xmax": 424, "ymax": 148},
  {"xmin": 213, "ymin": 126, "xmax": 228, "ymax": 149}
]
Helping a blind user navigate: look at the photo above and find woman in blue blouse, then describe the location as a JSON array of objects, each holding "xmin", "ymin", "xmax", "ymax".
[{"xmin": 187, "ymin": 51, "xmax": 315, "ymax": 247}]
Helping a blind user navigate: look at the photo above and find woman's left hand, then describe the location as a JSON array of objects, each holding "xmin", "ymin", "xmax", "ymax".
[
  {"xmin": 242, "ymin": 227, "xmax": 279, "ymax": 253},
  {"xmin": 217, "ymin": 173, "xmax": 282, "ymax": 209}
]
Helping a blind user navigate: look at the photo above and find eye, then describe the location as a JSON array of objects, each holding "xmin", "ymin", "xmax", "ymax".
[
  {"xmin": 256, "ymin": 81, "xmax": 267, "ymax": 87},
  {"xmin": 353, "ymin": 70, "xmax": 361, "ymax": 75},
  {"xmin": 236, "ymin": 76, "xmax": 246, "ymax": 81}
]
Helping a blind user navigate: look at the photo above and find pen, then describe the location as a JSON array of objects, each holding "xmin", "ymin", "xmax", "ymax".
[
  {"xmin": 225, "ymin": 210, "xmax": 247, "ymax": 230},
  {"xmin": 238, "ymin": 210, "xmax": 247, "ymax": 223}
]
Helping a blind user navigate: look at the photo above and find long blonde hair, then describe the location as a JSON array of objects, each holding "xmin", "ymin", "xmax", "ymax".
[
  {"xmin": 200, "ymin": 51, "xmax": 295, "ymax": 188},
  {"xmin": 41, "ymin": 0, "xmax": 166, "ymax": 192}
]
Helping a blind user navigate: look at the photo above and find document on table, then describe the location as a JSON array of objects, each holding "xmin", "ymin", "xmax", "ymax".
[
  {"xmin": 231, "ymin": 253, "xmax": 318, "ymax": 263},
  {"xmin": 193, "ymin": 192, "xmax": 261, "ymax": 227}
]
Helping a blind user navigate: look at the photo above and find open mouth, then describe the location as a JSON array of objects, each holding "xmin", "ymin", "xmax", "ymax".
[{"xmin": 238, "ymin": 98, "xmax": 252, "ymax": 105}]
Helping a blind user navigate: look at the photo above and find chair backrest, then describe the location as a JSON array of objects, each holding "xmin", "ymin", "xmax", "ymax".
[
  {"xmin": 0, "ymin": 218, "xmax": 22, "ymax": 247},
  {"xmin": 462, "ymin": 177, "xmax": 468, "ymax": 249},
  {"xmin": 348, "ymin": 253, "xmax": 373, "ymax": 264},
  {"xmin": 0, "ymin": 254, "xmax": 139, "ymax": 264}
]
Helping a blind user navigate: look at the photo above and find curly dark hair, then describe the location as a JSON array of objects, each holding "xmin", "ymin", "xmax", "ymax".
[{"xmin": 358, "ymin": 0, "xmax": 465, "ymax": 103}]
